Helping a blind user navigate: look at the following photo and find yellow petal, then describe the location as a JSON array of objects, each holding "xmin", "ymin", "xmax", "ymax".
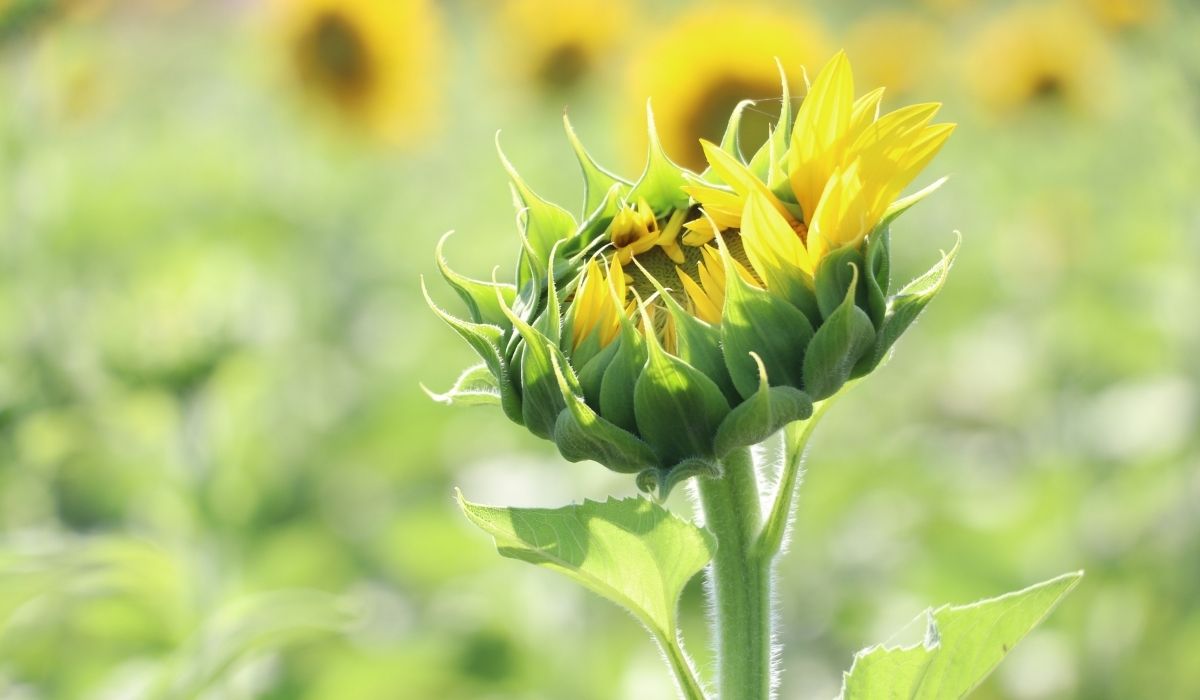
[
  {"xmin": 700, "ymin": 140, "xmax": 796, "ymax": 225},
  {"xmin": 789, "ymin": 51, "xmax": 856, "ymax": 219},
  {"xmin": 741, "ymin": 190, "xmax": 814, "ymax": 286}
]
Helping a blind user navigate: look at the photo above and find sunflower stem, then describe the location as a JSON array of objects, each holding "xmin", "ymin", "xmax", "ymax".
[{"xmin": 697, "ymin": 447, "xmax": 773, "ymax": 700}]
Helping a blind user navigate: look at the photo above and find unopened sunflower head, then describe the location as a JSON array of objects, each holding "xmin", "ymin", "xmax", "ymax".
[{"xmin": 427, "ymin": 52, "xmax": 959, "ymax": 498}]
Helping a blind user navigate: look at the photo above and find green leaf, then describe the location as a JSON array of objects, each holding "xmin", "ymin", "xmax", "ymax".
[
  {"xmin": 457, "ymin": 492, "xmax": 715, "ymax": 640},
  {"xmin": 628, "ymin": 101, "xmax": 691, "ymax": 213},
  {"xmin": 564, "ymin": 114, "xmax": 631, "ymax": 219},
  {"xmin": 422, "ymin": 363, "xmax": 500, "ymax": 407},
  {"xmin": 549, "ymin": 352, "xmax": 661, "ymax": 474},
  {"xmin": 435, "ymin": 232, "xmax": 517, "ymax": 328},
  {"xmin": 720, "ymin": 242, "xmax": 815, "ymax": 399},
  {"xmin": 870, "ymin": 235, "xmax": 960, "ymax": 367},
  {"xmin": 714, "ymin": 353, "xmax": 813, "ymax": 457},
  {"xmin": 840, "ymin": 571, "xmax": 1083, "ymax": 700},
  {"xmin": 634, "ymin": 321, "xmax": 731, "ymax": 465},
  {"xmin": 803, "ymin": 265, "xmax": 876, "ymax": 400}
]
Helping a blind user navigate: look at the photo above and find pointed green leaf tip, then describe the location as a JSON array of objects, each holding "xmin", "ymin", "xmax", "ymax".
[
  {"xmin": 870, "ymin": 233, "xmax": 961, "ymax": 368},
  {"xmin": 548, "ymin": 349, "xmax": 661, "ymax": 474},
  {"xmin": 456, "ymin": 490, "xmax": 715, "ymax": 640},
  {"xmin": 803, "ymin": 263, "xmax": 876, "ymax": 400},
  {"xmin": 840, "ymin": 571, "xmax": 1083, "ymax": 700},
  {"xmin": 563, "ymin": 113, "xmax": 631, "ymax": 219},
  {"xmin": 628, "ymin": 100, "xmax": 691, "ymax": 213},
  {"xmin": 713, "ymin": 353, "xmax": 813, "ymax": 458}
]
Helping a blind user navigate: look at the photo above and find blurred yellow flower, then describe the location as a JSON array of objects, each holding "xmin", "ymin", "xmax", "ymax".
[
  {"xmin": 1079, "ymin": 0, "xmax": 1162, "ymax": 30},
  {"xmin": 277, "ymin": 0, "xmax": 441, "ymax": 144},
  {"xmin": 964, "ymin": 3, "xmax": 1112, "ymax": 115},
  {"xmin": 846, "ymin": 11, "xmax": 942, "ymax": 97},
  {"xmin": 498, "ymin": 0, "xmax": 628, "ymax": 92},
  {"xmin": 628, "ymin": 5, "xmax": 830, "ymax": 171}
]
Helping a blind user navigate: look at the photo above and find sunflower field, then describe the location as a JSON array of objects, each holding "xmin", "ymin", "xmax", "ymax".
[{"xmin": 0, "ymin": 0, "xmax": 1197, "ymax": 698}]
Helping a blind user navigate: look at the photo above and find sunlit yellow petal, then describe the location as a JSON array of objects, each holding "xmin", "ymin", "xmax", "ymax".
[{"xmin": 789, "ymin": 51, "xmax": 855, "ymax": 219}]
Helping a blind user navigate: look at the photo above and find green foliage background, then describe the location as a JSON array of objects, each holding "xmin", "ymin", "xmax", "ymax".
[{"xmin": 1, "ymin": 0, "xmax": 1197, "ymax": 697}]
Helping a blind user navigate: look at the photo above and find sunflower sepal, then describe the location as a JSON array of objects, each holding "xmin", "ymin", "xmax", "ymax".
[
  {"xmin": 713, "ymin": 353, "xmax": 813, "ymax": 459},
  {"xmin": 636, "ymin": 457, "xmax": 722, "ymax": 501},
  {"xmin": 422, "ymin": 363, "xmax": 503, "ymax": 408},
  {"xmin": 573, "ymin": 183, "xmax": 626, "ymax": 252},
  {"xmin": 718, "ymin": 236, "xmax": 815, "ymax": 399},
  {"xmin": 863, "ymin": 227, "xmax": 892, "ymax": 328},
  {"xmin": 574, "ymin": 338, "xmax": 619, "ymax": 407},
  {"xmin": 435, "ymin": 233, "xmax": 518, "ymax": 328},
  {"xmin": 628, "ymin": 102, "xmax": 692, "ymax": 214},
  {"xmin": 814, "ymin": 245, "xmax": 868, "ymax": 320},
  {"xmin": 633, "ymin": 322, "xmax": 731, "ymax": 466},
  {"xmin": 563, "ymin": 114, "xmax": 632, "ymax": 219},
  {"xmin": 701, "ymin": 98, "xmax": 756, "ymax": 185},
  {"xmin": 803, "ymin": 265, "xmax": 877, "ymax": 400},
  {"xmin": 496, "ymin": 286, "xmax": 575, "ymax": 439},
  {"xmin": 596, "ymin": 317, "xmax": 648, "ymax": 433},
  {"xmin": 634, "ymin": 259, "xmax": 739, "ymax": 403},
  {"xmin": 549, "ymin": 353, "xmax": 661, "ymax": 475},
  {"xmin": 422, "ymin": 278, "xmax": 526, "ymax": 424},
  {"xmin": 747, "ymin": 59, "xmax": 795, "ymax": 186},
  {"xmin": 861, "ymin": 235, "xmax": 959, "ymax": 373}
]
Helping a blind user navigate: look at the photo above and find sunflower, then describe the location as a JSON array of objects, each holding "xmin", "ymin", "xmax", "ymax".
[
  {"xmin": 963, "ymin": 3, "xmax": 1112, "ymax": 115},
  {"xmin": 627, "ymin": 5, "xmax": 830, "ymax": 171},
  {"xmin": 497, "ymin": 0, "xmax": 629, "ymax": 92},
  {"xmin": 429, "ymin": 52, "xmax": 957, "ymax": 493},
  {"xmin": 276, "ymin": 0, "xmax": 441, "ymax": 143},
  {"xmin": 846, "ymin": 10, "xmax": 942, "ymax": 98},
  {"xmin": 1078, "ymin": 0, "xmax": 1162, "ymax": 30}
]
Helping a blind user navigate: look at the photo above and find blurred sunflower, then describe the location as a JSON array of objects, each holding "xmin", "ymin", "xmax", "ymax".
[
  {"xmin": 276, "ymin": 0, "xmax": 441, "ymax": 144},
  {"xmin": 498, "ymin": 0, "xmax": 628, "ymax": 93},
  {"xmin": 964, "ymin": 3, "xmax": 1112, "ymax": 115},
  {"xmin": 628, "ymin": 5, "xmax": 830, "ymax": 171},
  {"xmin": 1079, "ymin": 0, "xmax": 1161, "ymax": 30},
  {"xmin": 846, "ymin": 11, "xmax": 942, "ymax": 97}
]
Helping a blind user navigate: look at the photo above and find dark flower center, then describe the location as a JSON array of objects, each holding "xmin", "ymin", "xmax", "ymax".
[
  {"xmin": 297, "ymin": 11, "xmax": 374, "ymax": 103},
  {"xmin": 536, "ymin": 42, "xmax": 590, "ymax": 91}
]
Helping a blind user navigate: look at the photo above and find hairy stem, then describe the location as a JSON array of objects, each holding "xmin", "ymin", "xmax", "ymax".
[
  {"xmin": 656, "ymin": 630, "xmax": 709, "ymax": 700},
  {"xmin": 696, "ymin": 448, "xmax": 772, "ymax": 700}
]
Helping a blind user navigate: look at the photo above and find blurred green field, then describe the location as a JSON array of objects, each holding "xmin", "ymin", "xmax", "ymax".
[{"xmin": 1, "ymin": 0, "xmax": 1198, "ymax": 698}]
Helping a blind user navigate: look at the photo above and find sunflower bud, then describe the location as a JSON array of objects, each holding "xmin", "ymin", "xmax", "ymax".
[{"xmin": 427, "ymin": 52, "xmax": 957, "ymax": 497}]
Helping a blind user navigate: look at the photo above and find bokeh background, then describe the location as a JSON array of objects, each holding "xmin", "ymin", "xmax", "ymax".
[{"xmin": 1, "ymin": 0, "xmax": 1198, "ymax": 697}]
